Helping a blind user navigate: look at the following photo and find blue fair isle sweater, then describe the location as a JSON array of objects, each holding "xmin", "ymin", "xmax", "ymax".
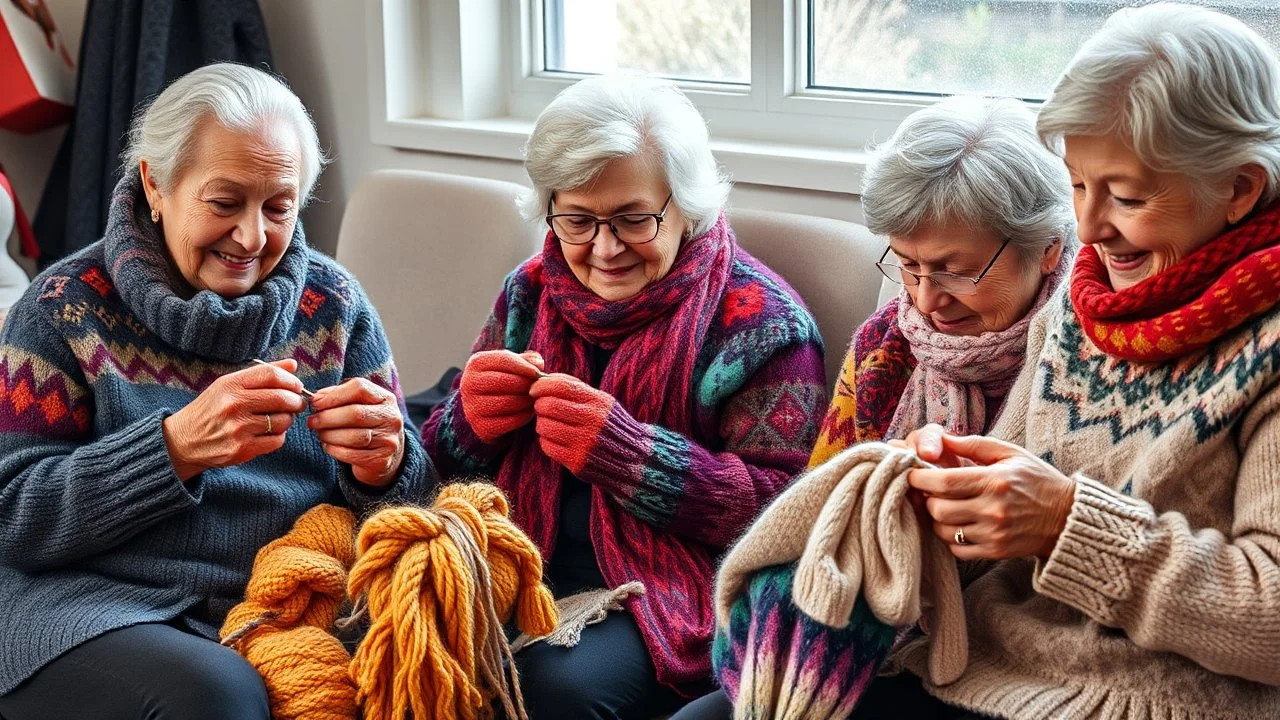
[{"xmin": 0, "ymin": 177, "xmax": 432, "ymax": 694}]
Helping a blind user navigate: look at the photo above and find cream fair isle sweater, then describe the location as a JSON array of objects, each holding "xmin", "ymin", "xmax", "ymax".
[{"xmin": 896, "ymin": 288, "xmax": 1280, "ymax": 719}]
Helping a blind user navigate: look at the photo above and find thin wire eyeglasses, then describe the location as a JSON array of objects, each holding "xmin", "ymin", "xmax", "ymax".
[{"xmin": 874, "ymin": 238, "xmax": 1012, "ymax": 296}]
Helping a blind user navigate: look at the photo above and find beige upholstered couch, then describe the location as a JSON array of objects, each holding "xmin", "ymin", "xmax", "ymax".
[{"xmin": 335, "ymin": 169, "xmax": 891, "ymax": 394}]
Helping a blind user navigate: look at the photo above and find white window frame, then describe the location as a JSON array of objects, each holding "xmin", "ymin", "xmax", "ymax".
[{"xmin": 367, "ymin": 0, "xmax": 951, "ymax": 194}]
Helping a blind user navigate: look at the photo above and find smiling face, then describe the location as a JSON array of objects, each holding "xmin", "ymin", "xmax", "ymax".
[
  {"xmin": 891, "ymin": 218, "xmax": 1061, "ymax": 336},
  {"xmin": 551, "ymin": 154, "xmax": 688, "ymax": 301},
  {"xmin": 140, "ymin": 117, "xmax": 302, "ymax": 298},
  {"xmin": 1063, "ymin": 133, "xmax": 1267, "ymax": 291}
]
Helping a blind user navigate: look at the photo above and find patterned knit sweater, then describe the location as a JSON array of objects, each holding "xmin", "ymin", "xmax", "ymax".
[
  {"xmin": 810, "ymin": 300, "xmax": 915, "ymax": 466},
  {"xmin": 0, "ymin": 178, "xmax": 431, "ymax": 695},
  {"xmin": 897, "ymin": 288, "xmax": 1280, "ymax": 719},
  {"xmin": 423, "ymin": 249, "xmax": 827, "ymax": 693}
]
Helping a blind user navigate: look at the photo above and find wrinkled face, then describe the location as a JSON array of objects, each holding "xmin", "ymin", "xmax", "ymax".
[
  {"xmin": 141, "ymin": 118, "xmax": 302, "ymax": 298},
  {"xmin": 1064, "ymin": 133, "xmax": 1252, "ymax": 291},
  {"xmin": 551, "ymin": 154, "xmax": 688, "ymax": 301},
  {"xmin": 890, "ymin": 218, "xmax": 1060, "ymax": 336}
]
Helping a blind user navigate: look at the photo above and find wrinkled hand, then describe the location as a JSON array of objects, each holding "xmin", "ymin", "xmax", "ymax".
[
  {"xmin": 459, "ymin": 350, "xmax": 546, "ymax": 442},
  {"xmin": 904, "ymin": 425, "xmax": 1076, "ymax": 561},
  {"xmin": 529, "ymin": 373, "xmax": 615, "ymax": 474},
  {"xmin": 308, "ymin": 378, "xmax": 406, "ymax": 488},
  {"xmin": 163, "ymin": 359, "xmax": 308, "ymax": 482}
]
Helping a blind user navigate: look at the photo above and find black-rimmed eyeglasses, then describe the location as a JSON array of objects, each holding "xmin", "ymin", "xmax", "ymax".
[
  {"xmin": 875, "ymin": 238, "xmax": 1011, "ymax": 297},
  {"xmin": 546, "ymin": 194, "xmax": 673, "ymax": 245}
]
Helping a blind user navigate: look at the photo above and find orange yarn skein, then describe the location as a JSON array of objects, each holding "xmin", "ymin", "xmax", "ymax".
[
  {"xmin": 349, "ymin": 483, "xmax": 558, "ymax": 720},
  {"xmin": 220, "ymin": 504, "xmax": 360, "ymax": 720}
]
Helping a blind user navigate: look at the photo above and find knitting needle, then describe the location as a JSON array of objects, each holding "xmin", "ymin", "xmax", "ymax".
[{"xmin": 251, "ymin": 358, "xmax": 317, "ymax": 401}]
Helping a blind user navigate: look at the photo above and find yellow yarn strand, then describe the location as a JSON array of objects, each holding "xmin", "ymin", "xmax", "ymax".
[
  {"xmin": 224, "ymin": 485, "xmax": 558, "ymax": 720},
  {"xmin": 220, "ymin": 504, "xmax": 360, "ymax": 720},
  {"xmin": 348, "ymin": 483, "xmax": 558, "ymax": 720}
]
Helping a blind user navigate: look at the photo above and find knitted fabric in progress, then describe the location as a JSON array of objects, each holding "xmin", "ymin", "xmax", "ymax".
[
  {"xmin": 221, "ymin": 484, "xmax": 558, "ymax": 720},
  {"xmin": 714, "ymin": 443, "xmax": 966, "ymax": 719},
  {"xmin": 422, "ymin": 218, "xmax": 827, "ymax": 692}
]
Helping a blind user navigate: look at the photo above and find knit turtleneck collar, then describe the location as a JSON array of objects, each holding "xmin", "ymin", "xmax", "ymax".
[{"xmin": 103, "ymin": 173, "xmax": 309, "ymax": 363}]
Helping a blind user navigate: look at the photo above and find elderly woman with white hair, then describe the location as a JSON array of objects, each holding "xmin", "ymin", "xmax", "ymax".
[
  {"xmin": 421, "ymin": 75, "xmax": 826, "ymax": 717},
  {"xmin": 676, "ymin": 95, "xmax": 1075, "ymax": 720},
  {"xmin": 890, "ymin": 3, "xmax": 1280, "ymax": 718},
  {"xmin": 0, "ymin": 63, "xmax": 431, "ymax": 719}
]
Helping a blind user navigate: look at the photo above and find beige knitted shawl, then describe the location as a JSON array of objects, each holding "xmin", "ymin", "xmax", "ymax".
[{"xmin": 715, "ymin": 442, "xmax": 968, "ymax": 685}]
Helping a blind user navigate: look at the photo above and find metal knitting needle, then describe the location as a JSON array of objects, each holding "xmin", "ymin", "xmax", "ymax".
[{"xmin": 251, "ymin": 358, "xmax": 317, "ymax": 401}]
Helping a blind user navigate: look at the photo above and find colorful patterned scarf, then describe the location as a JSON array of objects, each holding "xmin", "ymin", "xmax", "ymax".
[
  {"xmin": 495, "ymin": 215, "xmax": 734, "ymax": 555},
  {"xmin": 887, "ymin": 249, "xmax": 1070, "ymax": 438},
  {"xmin": 1072, "ymin": 202, "xmax": 1280, "ymax": 363}
]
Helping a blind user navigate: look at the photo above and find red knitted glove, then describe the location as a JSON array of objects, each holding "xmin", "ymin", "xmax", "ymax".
[
  {"xmin": 529, "ymin": 373, "xmax": 615, "ymax": 474},
  {"xmin": 459, "ymin": 350, "xmax": 545, "ymax": 443}
]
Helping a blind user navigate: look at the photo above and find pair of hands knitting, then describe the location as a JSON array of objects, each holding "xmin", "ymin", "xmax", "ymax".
[
  {"xmin": 892, "ymin": 424, "xmax": 1076, "ymax": 561},
  {"xmin": 459, "ymin": 349, "xmax": 614, "ymax": 474},
  {"xmin": 163, "ymin": 359, "xmax": 405, "ymax": 488}
]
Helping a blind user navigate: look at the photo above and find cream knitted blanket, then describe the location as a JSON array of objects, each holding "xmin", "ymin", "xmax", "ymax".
[{"xmin": 715, "ymin": 442, "xmax": 967, "ymax": 686}]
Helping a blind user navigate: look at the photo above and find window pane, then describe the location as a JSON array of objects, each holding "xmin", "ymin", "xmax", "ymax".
[
  {"xmin": 809, "ymin": 0, "xmax": 1280, "ymax": 100},
  {"xmin": 544, "ymin": 0, "xmax": 750, "ymax": 84}
]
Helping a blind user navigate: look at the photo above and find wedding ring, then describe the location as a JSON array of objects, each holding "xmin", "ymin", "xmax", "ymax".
[
  {"xmin": 954, "ymin": 528, "xmax": 968, "ymax": 546},
  {"xmin": 366, "ymin": 429, "xmax": 374, "ymax": 447},
  {"xmin": 265, "ymin": 414, "xmax": 273, "ymax": 435}
]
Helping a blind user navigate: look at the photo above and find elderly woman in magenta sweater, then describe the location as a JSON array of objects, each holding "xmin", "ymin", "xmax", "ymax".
[
  {"xmin": 421, "ymin": 75, "xmax": 827, "ymax": 718},
  {"xmin": 0, "ymin": 64, "xmax": 430, "ymax": 720}
]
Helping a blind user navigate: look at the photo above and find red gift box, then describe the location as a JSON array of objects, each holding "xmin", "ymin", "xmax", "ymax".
[{"xmin": 0, "ymin": 0, "xmax": 74, "ymax": 134}]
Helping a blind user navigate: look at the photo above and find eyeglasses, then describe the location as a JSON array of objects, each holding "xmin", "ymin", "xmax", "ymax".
[
  {"xmin": 546, "ymin": 194, "xmax": 673, "ymax": 246},
  {"xmin": 875, "ymin": 238, "xmax": 1011, "ymax": 297}
]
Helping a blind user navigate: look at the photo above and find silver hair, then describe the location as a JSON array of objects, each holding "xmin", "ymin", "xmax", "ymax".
[
  {"xmin": 124, "ymin": 63, "xmax": 328, "ymax": 205},
  {"xmin": 1037, "ymin": 2, "xmax": 1280, "ymax": 208},
  {"xmin": 518, "ymin": 75, "xmax": 731, "ymax": 237},
  {"xmin": 861, "ymin": 95, "xmax": 1076, "ymax": 263}
]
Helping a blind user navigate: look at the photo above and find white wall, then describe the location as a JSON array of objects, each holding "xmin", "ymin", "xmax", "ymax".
[
  {"xmin": 258, "ymin": 0, "xmax": 864, "ymax": 256},
  {"xmin": 2, "ymin": 1, "xmax": 864, "ymax": 261}
]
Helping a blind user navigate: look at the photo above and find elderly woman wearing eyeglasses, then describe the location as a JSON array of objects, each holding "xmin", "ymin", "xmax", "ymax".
[
  {"xmin": 420, "ymin": 75, "xmax": 826, "ymax": 718},
  {"xmin": 809, "ymin": 95, "xmax": 1074, "ymax": 465},
  {"xmin": 671, "ymin": 96, "xmax": 1076, "ymax": 720}
]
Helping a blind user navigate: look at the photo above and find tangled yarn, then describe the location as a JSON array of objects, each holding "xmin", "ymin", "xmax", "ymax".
[
  {"xmin": 219, "ymin": 504, "xmax": 360, "ymax": 720},
  {"xmin": 222, "ymin": 484, "xmax": 558, "ymax": 720}
]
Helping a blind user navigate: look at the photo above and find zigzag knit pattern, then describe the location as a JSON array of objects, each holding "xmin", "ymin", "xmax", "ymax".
[
  {"xmin": 0, "ymin": 231, "xmax": 432, "ymax": 695},
  {"xmin": 423, "ymin": 246, "xmax": 828, "ymax": 693}
]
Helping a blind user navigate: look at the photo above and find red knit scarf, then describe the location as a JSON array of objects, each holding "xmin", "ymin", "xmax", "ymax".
[
  {"xmin": 496, "ymin": 215, "xmax": 735, "ymax": 553},
  {"xmin": 1071, "ymin": 202, "xmax": 1280, "ymax": 362}
]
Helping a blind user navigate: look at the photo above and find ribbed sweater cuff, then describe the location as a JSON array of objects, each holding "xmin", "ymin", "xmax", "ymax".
[
  {"xmin": 1033, "ymin": 475, "xmax": 1152, "ymax": 620},
  {"xmin": 339, "ymin": 431, "xmax": 430, "ymax": 511},
  {"xmin": 579, "ymin": 405, "xmax": 661, "ymax": 485},
  {"xmin": 578, "ymin": 407, "xmax": 688, "ymax": 527},
  {"xmin": 88, "ymin": 412, "xmax": 200, "ymax": 534}
]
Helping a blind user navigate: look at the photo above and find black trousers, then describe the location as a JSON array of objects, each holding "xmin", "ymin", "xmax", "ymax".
[
  {"xmin": 511, "ymin": 610, "xmax": 686, "ymax": 720},
  {"xmin": 670, "ymin": 672, "xmax": 997, "ymax": 720},
  {"xmin": 0, "ymin": 623, "xmax": 270, "ymax": 720}
]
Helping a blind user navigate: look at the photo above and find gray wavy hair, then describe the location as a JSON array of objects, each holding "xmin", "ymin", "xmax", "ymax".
[
  {"xmin": 1037, "ymin": 2, "xmax": 1280, "ymax": 208},
  {"xmin": 861, "ymin": 95, "xmax": 1076, "ymax": 264},
  {"xmin": 124, "ymin": 63, "xmax": 328, "ymax": 205},
  {"xmin": 518, "ymin": 75, "xmax": 731, "ymax": 237}
]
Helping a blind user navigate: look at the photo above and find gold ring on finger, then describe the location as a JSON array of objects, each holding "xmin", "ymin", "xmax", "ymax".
[
  {"xmin": 954, "ymin": 528, "xmax": 969, "ymax": 546},
  {"xmin": 265, "ymin": 414, "xmax": 273, "ymax": 435}
]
